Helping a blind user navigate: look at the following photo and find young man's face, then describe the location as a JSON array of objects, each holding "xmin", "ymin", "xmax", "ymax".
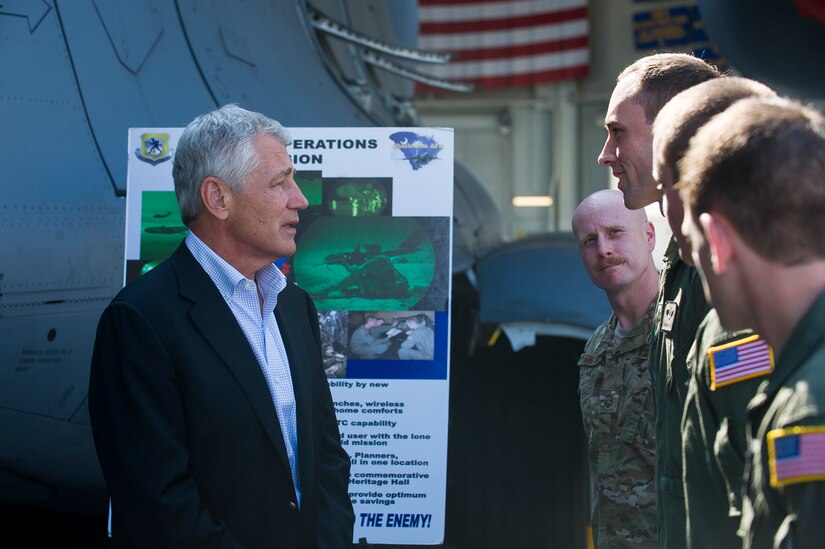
[
  {"xmin": 681, "ymin": 202, "xmax": 747, "ymax": 330},
  {"xmin": 682, "ymin": 203, "xmax": 714, "ymax": 304},
  {"xmin": 599, "ymin": 77, "xmax": 659, "ymax": 210},
  {"xmin": 365, "ymin": 317, "xmax": 383, "ymax": 329}
]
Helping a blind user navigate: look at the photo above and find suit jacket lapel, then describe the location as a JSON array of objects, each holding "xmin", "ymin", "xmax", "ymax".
[
  {"xmin": 170, "ymin": 244, "xmax": 292, "ymax": 474},
  {"xmin": 276, "ymin": 286, "xmax": 316, "ymax": 497}
]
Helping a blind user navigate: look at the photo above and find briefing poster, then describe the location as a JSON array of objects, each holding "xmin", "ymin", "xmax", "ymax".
[{"xmin": 124, "ymin": 126, "xmax": 454, "ymax": 545}]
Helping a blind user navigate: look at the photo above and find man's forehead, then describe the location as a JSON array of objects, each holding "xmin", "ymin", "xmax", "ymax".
[
  {"xmin": 606, "ymin": 76, "xmax": 639, "ymax": 112},
  {"xmin": 576, "ymin": 208, "xmax": 634, "ymax": 231},
  {"xmin": 607, "ymin": 101, "xmax": 649, "ymax": 133}
]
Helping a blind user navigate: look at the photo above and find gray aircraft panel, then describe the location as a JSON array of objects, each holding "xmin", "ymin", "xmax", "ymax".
[
  {"xmin": 0, "ymin": 5, "xmax": 125, "ymax": 308},
  {"xmin": 0, "ymin": 1, "xmax": 124, "ymax": 447},
  {"xmin": 453, "ymin": 162, "xmax": 505, "ymax": 274},
  {"xmin": 0, "ymin": 407, "xmax": 104, "ymax": 513},
  {"xmin": 475, "ymin": 232, "xmax": 610, "ymax": 332},
  {"xmin": 1, "ymin": 307, "xmax": 101, "ymax": 422},
  {"xmin": 312, "ymin": 0, "xmax": 418, "ymax": 121},
  {"xmin": 58, "ymin": 0, "xmax": 225, "ymax": 194},
  {"xmin": 177, "ymin": 0, "xmax": 379, "ymax": 126}
]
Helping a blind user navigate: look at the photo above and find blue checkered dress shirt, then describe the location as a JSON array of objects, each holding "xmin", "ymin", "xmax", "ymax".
[{"xmin": 185, "ymin": 232, "xmax": 301, "ymax": 506}]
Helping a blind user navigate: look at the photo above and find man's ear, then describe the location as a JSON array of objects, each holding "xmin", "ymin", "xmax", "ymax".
[
  {"xmin": 645, "ymin": 220, "xmax": 656, "ymax": 253},
  {"xmin": 199, "ymin": 176, "xmax": 231, "ymax": 221},
  {"xmin": 699, "ymin": 212, "xmax": 733, "ymax": 274}
]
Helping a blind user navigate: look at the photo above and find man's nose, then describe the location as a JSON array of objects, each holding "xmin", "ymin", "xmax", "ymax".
[
  {"xmin": 289, "ymin": 182, "xmax": 309, "ymax": 210},
  {"xmin": 598, "ymin": 135, "xmax": 616, "ymax": 166}
]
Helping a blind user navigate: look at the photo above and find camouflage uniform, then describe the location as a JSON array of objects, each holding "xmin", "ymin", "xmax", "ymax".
[
  {"xmin": 578, "ymin": 302, "xmax": 657, "ymax": 548},
  {"xmin": 650, "ymin": 239, "xmax": 711, "ymax": 549},
  {"xmin": 682, "ymin": 310, "xmax": 771, "ymax": 548},
  {"xmin": 741, "ymin": 291, "xmax": 825, "ymax": 549}
]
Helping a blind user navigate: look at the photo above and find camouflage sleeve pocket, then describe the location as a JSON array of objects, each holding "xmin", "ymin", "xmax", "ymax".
[
  {"xmin": 619, "ymin": 379, "xmax": 654, "ymax": 450},
  {"xmin": 577, "ymin": 354, "xmax": 599, "ymax": 426}
]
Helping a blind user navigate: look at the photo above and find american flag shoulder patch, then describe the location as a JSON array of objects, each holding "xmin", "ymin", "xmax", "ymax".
[
  {"xmin": 767, "ymin": 426, "xmax": 825, "ymax": 488},
  {"xmin": 708, "ymin": 334, "xmax": 774, "ymax": 390}
]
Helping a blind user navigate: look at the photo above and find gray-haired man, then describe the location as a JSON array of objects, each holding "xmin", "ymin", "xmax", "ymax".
[{"xmin": 89, "ymin": 105, "xmax": 354, "ymax": 548}]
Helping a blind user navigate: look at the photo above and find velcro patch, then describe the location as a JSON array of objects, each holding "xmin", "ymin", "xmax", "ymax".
[
  {"xmin": 708, "ymin": 335, "xmax": 773, "ymax": 390},
  {"xmin": 661, "ymin": 301, "xmax": 677, "ymax": 332},
  {"xmin": 768, "ymin": 426, "xmax": 825, "ymax": 488},
  {"xmin": 599, "ymin": 389, "xmax": 619, "ymax": 413}
]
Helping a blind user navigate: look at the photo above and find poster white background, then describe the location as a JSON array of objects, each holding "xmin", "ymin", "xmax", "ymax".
[{"xmin": 125, "ymin": 126, "xmax": 454, "ymax": 545}]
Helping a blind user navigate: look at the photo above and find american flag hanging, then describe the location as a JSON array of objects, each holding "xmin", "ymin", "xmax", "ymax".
[{"xmin": 417, "ymin": 0, "xmax": 590, "ymax": 92}]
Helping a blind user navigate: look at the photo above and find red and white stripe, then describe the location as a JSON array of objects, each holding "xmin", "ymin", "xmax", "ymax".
[{"xmin": 418, "ymin": 0, "xmax": 590, "ymax": 91}]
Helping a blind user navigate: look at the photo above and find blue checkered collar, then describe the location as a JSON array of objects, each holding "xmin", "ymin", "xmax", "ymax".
[{"xmin": 185, "ymin": 231, "xmax": 286, "ymax": 304}]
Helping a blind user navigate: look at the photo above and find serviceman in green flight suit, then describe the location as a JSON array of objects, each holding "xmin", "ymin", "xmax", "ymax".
[
  {"xmin": 651, "ymin": 77, "xmax": 778, "ymax": 548},
  {"xmin": 680, "ymin": 97, "xmax": 825, "ymax": 548},
  {"xmin": 598, "ymin": 53, "xmax": 720, "ymax": 549}
]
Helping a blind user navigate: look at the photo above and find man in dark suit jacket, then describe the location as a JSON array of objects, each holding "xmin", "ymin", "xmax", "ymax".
[{"xmin": 89, "ymin": 105, "xmax": 354, "ymax": 548}]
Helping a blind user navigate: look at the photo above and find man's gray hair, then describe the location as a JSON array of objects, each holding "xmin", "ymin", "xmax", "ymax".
[{"xmin": 173, "ymin": 104, "xmax": 290, "ymax": 224}]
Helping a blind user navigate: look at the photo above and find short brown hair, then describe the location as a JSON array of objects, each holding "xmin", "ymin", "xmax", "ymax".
[
  {"xmin": 653, "ymin": 77, "xmax": 776, "ymax": 182},
  {"xmin": 618, "ymin": 53, "xmax": 722, "ymax": 124},
  {"xmin": 680, "ymin": 98, "xmax": 825, "ymax": 265}
]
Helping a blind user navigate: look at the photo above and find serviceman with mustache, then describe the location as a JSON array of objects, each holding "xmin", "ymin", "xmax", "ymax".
[{"xmin": 572, "ymin": 189, "xmax": 660, "ymax": 548}]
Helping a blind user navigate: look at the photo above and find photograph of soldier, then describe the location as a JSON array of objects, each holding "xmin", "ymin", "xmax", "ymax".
[
  {"xmin": 347, "ymin": 312, "xmax": 435, "ymax": 361},
  {"xmin": 349, "ymin": 314, "xmax": 392, "ymax": 359},
  {"xmin": 324, "ymin": 178, "xmax": 391, "ymax": 217},
  {"xmin": 389, "ymin": 313, "xmax": 435, "ymax": 361},
  {"xmin": 292, "ymin": 216, "xmax": 449, "ymax": 312},
  {"xmin": 317, "ymin": 310, "xmax": 348, "ymax": 378}
]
